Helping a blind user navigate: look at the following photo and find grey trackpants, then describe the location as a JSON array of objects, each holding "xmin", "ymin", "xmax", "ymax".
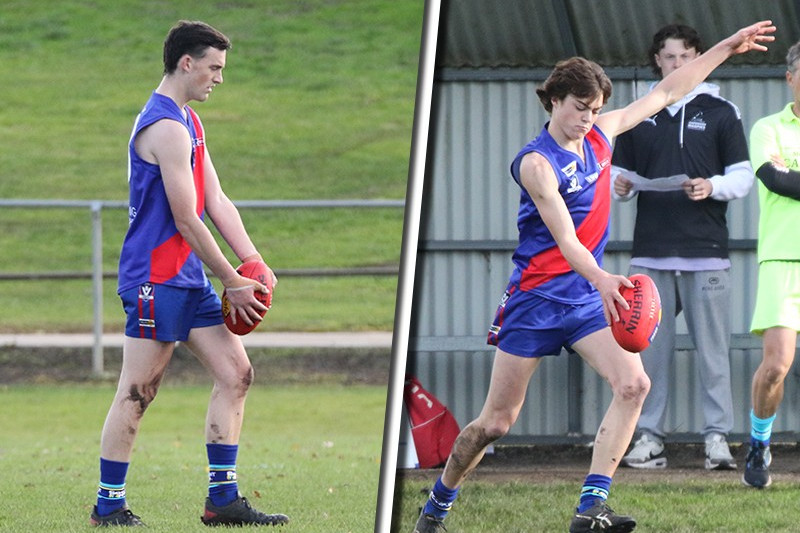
[{"xmin": 630, "ymin": 266, "xmax": 735, "ymax": 438}]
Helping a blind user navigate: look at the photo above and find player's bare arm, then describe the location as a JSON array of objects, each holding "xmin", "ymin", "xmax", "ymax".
[
  {"xmin": 203, "ymin": 151, "xmax": 278, "ymax": 288},
  {"xmin": 137, "ymin": 118, "xmax": 267, "ymax": 324},
  {"xmin": 519, "ymin": 153, "xmax": 631, "ymax": 324},
  {"xmin": 598, "ymin": 20, "xmax": 775, "ymax": 139}
]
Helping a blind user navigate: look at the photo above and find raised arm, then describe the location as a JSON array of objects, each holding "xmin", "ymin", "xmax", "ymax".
[{"xmin": 597, "ymin": 20, "xmax": 775, "ymax": 139}]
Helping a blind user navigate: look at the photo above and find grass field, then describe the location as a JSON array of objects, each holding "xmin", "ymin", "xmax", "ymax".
[
  {"xmin": 0, "ymin": 0, "xmax": 423, "ymax": 332},
  {"xmin": 394, "ymin": 477, "xmax": 800, "ymax": 532},
  {"xmin": 0, "ymin": 383, "xmax": 388, "ymax": 532}
]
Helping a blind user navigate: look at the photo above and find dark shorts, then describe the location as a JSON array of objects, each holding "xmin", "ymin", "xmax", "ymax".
[
  {"xmin": 487, "ymin": 284, "xmax": 608, "ymax": 357},
  {"xmin": 120, "ymin": 280, "xmax": 223, "ymax": 342}
]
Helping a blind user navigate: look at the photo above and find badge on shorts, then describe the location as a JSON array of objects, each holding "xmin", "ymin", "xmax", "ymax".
[
  {"xmin": 139, "ymin": 282, "xmax": 154, "ymax": 302},
  {"xmin": 499, "ymin": 290, "xmax": 511, "ymax": 308},
  {"xmin": 138, "ymin": 283, "xmax": 156, "ymax": 329}
]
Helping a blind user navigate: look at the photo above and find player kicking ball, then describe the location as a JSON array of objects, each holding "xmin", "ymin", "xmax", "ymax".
[
  {"xmin": 413, "ymin": 20, "xmax": 774, "ymax": 533},
  {"xmin": 90, "ymin": 21, "xmax": 287, "ymax": 527}
]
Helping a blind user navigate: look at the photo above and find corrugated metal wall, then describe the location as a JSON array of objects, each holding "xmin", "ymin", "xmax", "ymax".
[
  {"xmin": 439, "ymin": 0, "xmax": 800, "ymax": 68},
  {"xmin": 407, "ymin": 74, "xmax": 800, "ymax": 441}
]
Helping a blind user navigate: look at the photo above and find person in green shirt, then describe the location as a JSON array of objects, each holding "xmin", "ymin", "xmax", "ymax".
[{"xmin": 743, "ymin": 40, "xmax": 800, "ymax": 489}]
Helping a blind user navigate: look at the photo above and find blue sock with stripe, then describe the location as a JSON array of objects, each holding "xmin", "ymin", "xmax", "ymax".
[
  {"xmin": 96, "ymin": 458, "xmax": 129, "ymax": 516},
  {"xmin": 578, "ymin": 473, "xmax": 612, "ymax": 512},
  {"xmin": 750, "ymin": 409, "xmax": 777, "ymax": 446},
  {"xmin": 207, "ymin": 443, "xmax": 239, "ymax": 506},
  {"xmin": 422, "ymin": 477, "xmax": 460, "ymax": 519}
]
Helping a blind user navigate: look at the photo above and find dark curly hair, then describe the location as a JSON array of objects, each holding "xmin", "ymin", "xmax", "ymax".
[{"xmin": 536, "ymin": 57, "xmax": 612, "ymax": 114}]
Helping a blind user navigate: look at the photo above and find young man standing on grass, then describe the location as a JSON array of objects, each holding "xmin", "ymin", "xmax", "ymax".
[
  {"xmin": 413, "ymin": 21, "xmax": 774, "ymax": 533},
  {"xmin": 742, "ymin": 40, "xmax": 800, "ymax": 489},
  {"xmin": 91, "ymin": 21, "xmax": 288, "ymax": 527}
]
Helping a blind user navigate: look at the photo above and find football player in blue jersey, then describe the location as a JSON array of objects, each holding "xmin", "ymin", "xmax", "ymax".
[
  {"xmin": 413, "ymin": 21, "xmax": 774, "ymax": 533},
  {"xmin": 90, "ymin": 21, "xmax": 287, "ymax": 527}
]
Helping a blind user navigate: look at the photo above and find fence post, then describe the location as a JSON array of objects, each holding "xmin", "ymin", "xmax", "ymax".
[{"xmin": 90, "ymin": 201, "xmax": 104, "ymax": 377}]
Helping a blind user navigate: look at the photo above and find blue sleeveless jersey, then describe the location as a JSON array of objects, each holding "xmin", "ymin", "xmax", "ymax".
[
  {"xmin": 508, "ymin": 124, "xmax": 612, "ymax": 304},
  {"xmin": 118, "ymin": 92, "xmax": 208, "ymax": 293}
]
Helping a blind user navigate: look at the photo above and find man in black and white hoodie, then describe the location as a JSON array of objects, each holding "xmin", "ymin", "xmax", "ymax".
[{"xmin": 613, "ymin": 24, "xmax": 754, "ymax": 471}]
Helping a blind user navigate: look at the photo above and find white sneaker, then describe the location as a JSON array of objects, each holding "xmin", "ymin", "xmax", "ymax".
[
  {"xmin": 622, "ymin": 433, "xmax": 667, "ymax": 469},
  {"xmin": 705, "ymin": 433, "xmax": 737, "ymax": 470}
]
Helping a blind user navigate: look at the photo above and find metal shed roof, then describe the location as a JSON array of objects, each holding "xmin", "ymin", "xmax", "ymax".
[{"xmin": 438, "ymin": 0, "xmax": 800, "ymax": 69}]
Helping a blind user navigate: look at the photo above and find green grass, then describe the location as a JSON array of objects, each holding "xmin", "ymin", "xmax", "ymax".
[
  {"xmin": 0, "ymin": 383, "xmax": 387, "ymax": 532},
  {"xmin": 0, "ymin": 0, "xmax": 423, "ymax": 332},
  {"xmin": 395, "ymin": 478, "xmax": 800, "ymax": 532}
]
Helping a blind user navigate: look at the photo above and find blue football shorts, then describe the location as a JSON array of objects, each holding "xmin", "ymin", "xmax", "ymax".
[
  {"xmin": 120, "ymin": 280, "xmax": 224, "ymax": 342},
  {"xmin": 487, "ymin": 283, "xmax": 608, "ymax": 358}
]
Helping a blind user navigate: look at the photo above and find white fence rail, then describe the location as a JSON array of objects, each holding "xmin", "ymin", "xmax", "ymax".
[{"xmin": 0, "ymin": 198, "xmax": 405, "ymax": 376}]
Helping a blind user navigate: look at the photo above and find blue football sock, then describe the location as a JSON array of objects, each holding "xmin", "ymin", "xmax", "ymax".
[
  {"xmin": 96, "ymin": 458, "xmax": 129, "ymax": 516},
  {"xmin": 207, "ymin": 443, "xmax": 239, "ymax": 506},
  {"xmin": 750, "ymin": 410, "xmax": 777, "ymax": 446},
  {"xmin": 422, "ymin": 477, "xmax": 460, "ymax": 519},
  {"xmin": 578, "ymin": 473, "xmax": 612, "ymax": 513}
]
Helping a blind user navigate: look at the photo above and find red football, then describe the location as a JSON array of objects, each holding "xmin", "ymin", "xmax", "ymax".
[
  {"xmin": 221, "ymin": 260, "xmax": 273, "ymax": 336},
  {"xmin": 611, "ymin": 273, "xmax": 662, "ymax": 353}
]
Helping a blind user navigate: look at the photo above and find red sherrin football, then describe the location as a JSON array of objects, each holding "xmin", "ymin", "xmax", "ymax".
[
  {"xmin": 611, "ymin": 273, "xmax": 662, "ymax": 353},
  {"xmin": 222, "ymin": 260, "xmax": 273, "ymax": 336}
]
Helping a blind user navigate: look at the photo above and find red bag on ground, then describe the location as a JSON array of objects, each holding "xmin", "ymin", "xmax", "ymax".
[{"xmin": 403, "ymin": 374, "xmax": 461, "ymax": 468}]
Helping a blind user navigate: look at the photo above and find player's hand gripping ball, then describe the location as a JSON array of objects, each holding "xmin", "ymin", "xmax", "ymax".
[
  {"xmin": 221, "ymin": 260, "xmax": 273, "ymax": 336},
  {"xmin": 611, "ymin": 273, "xmax": 662, "ymax": 353}
]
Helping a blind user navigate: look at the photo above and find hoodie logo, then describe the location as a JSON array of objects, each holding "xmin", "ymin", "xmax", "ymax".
[{"xmin": 687, "ymin": 112, "xmax": 706, "ymax": 132}]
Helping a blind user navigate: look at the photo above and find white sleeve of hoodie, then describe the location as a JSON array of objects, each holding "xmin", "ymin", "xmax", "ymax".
[{"xmin": 707, "ymin": 160, "xmax": 755, "ymax": 201}]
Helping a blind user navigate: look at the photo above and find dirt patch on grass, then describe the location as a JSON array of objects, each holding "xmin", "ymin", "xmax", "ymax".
[
  {"xmin": 398, "ymin": 442, "xmax": 800, "ymax": 486},
  {"xmin": 0, "ymin": 345, "xmax": 391, "ymax": 386}
]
